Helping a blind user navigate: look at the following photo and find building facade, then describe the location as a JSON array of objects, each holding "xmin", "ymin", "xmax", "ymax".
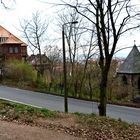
[{"xmin": 117, "ymin": 45, "xmax": 140, "ymax": 100}]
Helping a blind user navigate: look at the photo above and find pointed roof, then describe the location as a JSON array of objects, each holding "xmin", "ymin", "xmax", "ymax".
[
  {"xmin": 0, "ymin": 25, "xmax": 27, "ymax": 46},
  {"xmin": 117, "ymin": 45, "xmax": 140, "ymax": 74}
]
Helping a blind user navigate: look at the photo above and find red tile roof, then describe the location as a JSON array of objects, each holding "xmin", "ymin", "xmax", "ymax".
[{"xmin": 0, "ymin": 25, "xmax": 27, "ymax": 46}]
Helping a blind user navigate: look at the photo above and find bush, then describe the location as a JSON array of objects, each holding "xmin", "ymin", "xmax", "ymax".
[
  {"xmin": 5, "ymin": 59, "xmax": 37, "ymax": 82},
  {"xmin": 34, "ymin": 76, "xmax": 48, "ymax": 91},
  {"xmin": 133, "ymin": 95, "xmax": 140, "ymax": 103}
]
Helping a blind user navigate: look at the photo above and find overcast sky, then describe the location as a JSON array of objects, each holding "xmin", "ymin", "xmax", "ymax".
[
  {"xmin": 0, "ymin": 0, "xmax": 140, "ymax": 57},
  {"xmin": 0, "ymin": 0, "xmax": 61, "ymax": 54},
  {"xmin": 0, "ymin": 0, "xmax": 57, "ymax": 36}
]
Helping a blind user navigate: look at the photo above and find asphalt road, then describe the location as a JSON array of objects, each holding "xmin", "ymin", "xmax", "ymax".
[{"xmin": 0, "ymin": 86, "xmax": 140, "ymax": 124}]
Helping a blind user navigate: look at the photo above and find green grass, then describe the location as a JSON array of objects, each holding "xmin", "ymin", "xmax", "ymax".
[{"xmin": 0, "ymin": 99, "xmax": 58, "ymax": 123}]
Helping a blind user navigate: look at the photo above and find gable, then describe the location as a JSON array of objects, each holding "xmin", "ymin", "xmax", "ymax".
[{"xmin": 0, "ymin": 25, "xmax": 27, "ymax": 46}]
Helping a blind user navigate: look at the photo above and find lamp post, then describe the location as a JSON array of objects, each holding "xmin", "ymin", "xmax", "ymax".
[{"xmin": 62, "ymin": 21, "xmax": 78, "ymax": 113}]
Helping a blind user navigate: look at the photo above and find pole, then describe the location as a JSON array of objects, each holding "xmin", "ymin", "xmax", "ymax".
[
  {"xmin": 62, "ymin": 25, "xmax": 68, "ymax": 113},
  {"xmin": 62, "ymin": 21, "xmax": 78, "ymax": 113}
]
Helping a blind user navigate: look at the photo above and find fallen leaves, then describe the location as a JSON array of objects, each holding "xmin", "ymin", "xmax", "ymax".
[{"xmin": 0, "ymin": 100, "xmax": 140, "ymax": 140}]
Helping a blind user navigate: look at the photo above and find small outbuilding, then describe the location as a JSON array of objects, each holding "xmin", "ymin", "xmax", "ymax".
[{"xmin": 117, "ymin": 45, "xmax": 140, "ymax": 100}]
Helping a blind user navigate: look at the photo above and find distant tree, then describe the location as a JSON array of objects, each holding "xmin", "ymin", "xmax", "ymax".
[
  {"xmin": 45, "ymin": 45, "xmax": 62, "ymax": 77},
  {"xmin": 20, "ymin": 11, "xmax": 49, "ymax": 76},
  {"xmin": 57, "ymin": 8, "xmax": 97, "ymax": 97},
  {"xmin": 57, "ymin": 8, "xmax": 82, "ymax": 79}
]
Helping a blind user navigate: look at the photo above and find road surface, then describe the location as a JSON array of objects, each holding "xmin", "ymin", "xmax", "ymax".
[{"xmin": 0, "ymin": 86, "xmax": 139, "ymax": 124}]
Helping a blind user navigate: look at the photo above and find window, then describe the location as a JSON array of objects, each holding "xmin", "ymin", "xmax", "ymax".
[
  {"xmin": 138, "ymin": 77, "xmax": 140, "ymax": 90},
  {"xmin": 9, "ymin": 47, "xmax": 13, "ymax": 53},
  {"xmin": 0, "ymin": 37, "xmax": 8, "ymax": 43},
  {"xmin": 122, "ymin": 75, "xmax": 127, "ymax": 85},
  {"xmin": 14, "ymin": 47, "xmax": 19, "ymax": 53},
  {"xmin": 9, "ymin": 47, "xmax": 19, "ymax": 53}
]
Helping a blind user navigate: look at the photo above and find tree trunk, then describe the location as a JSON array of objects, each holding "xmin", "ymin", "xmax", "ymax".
[
  {"xmin": 98, "ymin": 68, "xmax": 108, "ymax": 116},
  {"xmin": 38, "ymin": 47, "xmax": 44, "ymax": 76}
]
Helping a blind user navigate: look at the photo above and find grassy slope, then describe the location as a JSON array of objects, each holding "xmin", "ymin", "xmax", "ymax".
[{"xmin": 0, "ymin": 99, "xmax": 139, "ymax": 140}]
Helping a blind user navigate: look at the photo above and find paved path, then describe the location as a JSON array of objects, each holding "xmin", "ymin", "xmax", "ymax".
[{"xmin": 0, "ymin": 86, "xmax": 140, "ymax": 124}]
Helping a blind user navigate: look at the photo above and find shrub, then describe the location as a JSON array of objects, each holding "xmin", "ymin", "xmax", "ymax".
[{"xmin": 5, "ymin": 59, "xmax": 37, "ymax": 82}]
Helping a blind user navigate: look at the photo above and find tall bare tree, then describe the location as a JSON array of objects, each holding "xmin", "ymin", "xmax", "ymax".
[
  {"xmin": 20, "ymin": 11, "xmax": 49, "ymax": 75},
  {"xmin": 57, "ymin": 9, "xmax": 82, "ymax": 75},
  {"xmin": 60, "ymin": 0, "xmax": 140, "ymax": 116}
]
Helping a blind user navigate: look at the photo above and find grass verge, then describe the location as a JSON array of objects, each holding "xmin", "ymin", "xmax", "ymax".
[
  {"xmin": 0, "ymin": 99, "xmax": 58, "ymax": 123},
  {"xmin": 0, "ymin": 99, "xmax": 139, "ymax": 139}
]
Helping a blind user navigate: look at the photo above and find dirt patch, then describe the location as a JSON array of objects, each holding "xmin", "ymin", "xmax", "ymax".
[{"xmin": 0, "ymin": 119, "xmax": 83, "ymax": 140}]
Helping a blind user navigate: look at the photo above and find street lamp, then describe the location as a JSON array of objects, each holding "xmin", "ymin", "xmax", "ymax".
[{"xmin": 62, "ymin": 21, "xmax": 78, "ymax": 113}]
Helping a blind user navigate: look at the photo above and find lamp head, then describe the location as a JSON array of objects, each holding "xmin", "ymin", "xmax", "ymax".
[{"xmin": 71, "ymin": 21, "xmax": 78, "ymax": 24}]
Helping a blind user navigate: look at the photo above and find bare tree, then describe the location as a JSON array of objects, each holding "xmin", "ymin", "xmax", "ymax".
[
  {"xmin": 0, "ymin": 0, "xmax": 15, "ymax": 9},
  {"xmin": 78, "ymin": 27, "xmax": 98, "ymax": 96},
  {"xmin": 60, "ymin": 0, "xmax": 140, "ymax": 116},
  {"xmin": 45, "ymin": 45, "xmax": 62, "ymax": 77},
  {"xmin": 20, "ymin": 11, "xmax": 49, "ymax": 76},
  {"xmin": 57, "ymin": 9, "xmax": 82, "ymax": 75},
  {"xmin": 57, "ymin": 8, "xmax": 96, "ymax": 97},
  {"xmin": 57, "ymin": 9, "xmax": 80, "ymax": 95}
]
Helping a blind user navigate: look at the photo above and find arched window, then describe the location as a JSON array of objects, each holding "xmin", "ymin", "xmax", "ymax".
[
  {"xmin": 138, "ymin": 77, "xmax": 140, "ymax": 90},
  {"xmin": 122, "ymin": 75, "xmax": 127, "ymax": 85}
]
